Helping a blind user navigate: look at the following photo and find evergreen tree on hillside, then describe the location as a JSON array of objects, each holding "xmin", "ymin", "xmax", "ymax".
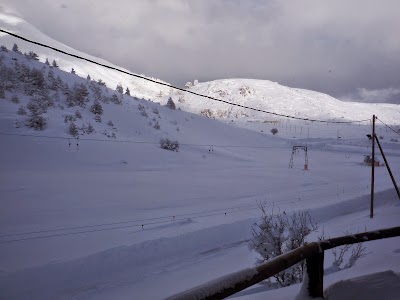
[
  {"xmin": 45, "ymin": 58, "xmax": 50, "ymax": 65},
  {"xmin": 55, "ymin": 76, "xmax": 63, "ymax": 90},
  {"xmin": 12, "ymin": 43, "xmax": 21, "ymax": 54},
  {"xmin": 52, "ymin": 59, "xmax": 59, "ymax": 68},
  {"xmin": 26, "ymin": 51, "xmax": 39, "ymax": 60},
  {"xmin": 47, "ymin": 69, "xmax": 55, "ymax": 89},
  {"xmin": 71, "ymin": 68, "xmax": 76, "ymax": 74},
  {"xmin": 125, "ymin": 87, "xmax": 130, "ymax": 95},
  {"xmin": 67, "ymin": 83, "xmax": 89, "ymax": 107},
  {"xmin": 116, "ymin": 83, "xmax": 123, "ymax": 94},
  {"xmin": 166, "ymin": 97, "xmax": 176, "ymax": 110},
  {"xmin": 87, "ymin": 74, "xmax": 91, "ymax": 80},
  {"xmin": 90, "ymin": 101, "xmax": 103, "ymax": 115}
]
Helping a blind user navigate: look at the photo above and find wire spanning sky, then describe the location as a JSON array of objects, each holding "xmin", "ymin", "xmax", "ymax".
[{"xmin": 2, "ymin": 0, "xmax": 400, "ymax": 104}]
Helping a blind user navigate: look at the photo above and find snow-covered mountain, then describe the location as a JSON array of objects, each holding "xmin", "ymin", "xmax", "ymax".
[
  {"xmin": 1, "ymin": 6, "xmax": 398, "ymax": 130},
  {"xmin": 0, "ymin": 6, "xmax": 171, "ymax": 100},
  {"xmin": 168, "ymin": 79, "xmax": 400, "ymax": 125}
]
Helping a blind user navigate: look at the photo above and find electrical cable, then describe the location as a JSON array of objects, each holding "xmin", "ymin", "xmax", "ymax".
[
  {"xmin": 0, "ymin": 206, "xmax": 259, "ymax": 244},
  {"xmin": 377, "ymin": 118, "xmax": 400, "ymax": 137},
  {"xmin": 0, "ymin": 204, "xmax": 258, "ymax": 238},
  {"xmin": 0, "ymin": 131, "xmax": 285, "ymax": 149}
]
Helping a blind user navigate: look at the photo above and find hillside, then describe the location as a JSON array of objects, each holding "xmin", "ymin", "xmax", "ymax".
[
  {"xmin": 168, "ymin": 79, "xmax": 400, "ymax": 126},
  {"xmin": 0, "ymin": 7, "xmax": 171, "ymax": 99}
]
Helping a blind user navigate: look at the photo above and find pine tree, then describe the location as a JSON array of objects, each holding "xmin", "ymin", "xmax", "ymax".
[
  {"xmin": 52, "ymin": 59, "xmax": 59, "ymax": 68},
  {"xmin": 71, "ymin": 68, "xmax": 76, "ymax": 74},
  {"xmin": 12, "ymin": 43, "xmax": 21, "ymax": 54},
  {"xmin": 45, "ymin": 58, "xmax": 50, "ymax": 65},
  {"xmin": 166, "ymin": 97, "xmax": 176, "ymax": 110},
  {"xmin": 116, "ymin": 83, "xmax": 123, "ymax": 94},
  {"xmin": 87, "ymin": 74, "xmax": 91, "ymax": 80},
  {"xmin": 90, "ymin": 101, "xmax": 103, "ymax": 115},
  {"xmin": 26, "ymin": 51, "xmax": 39, "ymax": 60},
  {"xmin": 125, "ymin": 87, "xmax": 130, "ymax": 95}
]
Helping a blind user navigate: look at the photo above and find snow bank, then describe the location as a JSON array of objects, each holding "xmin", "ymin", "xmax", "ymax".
[{"xmin": 325, "ymin": 270, "xmax": 400, "ymax": 300}]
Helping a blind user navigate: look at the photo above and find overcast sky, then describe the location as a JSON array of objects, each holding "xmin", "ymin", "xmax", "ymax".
[{"xmin": 3, "ymin": 0, "xmax": 400, "ymax": 103}]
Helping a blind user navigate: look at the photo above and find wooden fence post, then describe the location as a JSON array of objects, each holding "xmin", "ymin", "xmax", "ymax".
[{"xmin": 306, "ymin": 252, "xmax": 324, "ymax": 298}]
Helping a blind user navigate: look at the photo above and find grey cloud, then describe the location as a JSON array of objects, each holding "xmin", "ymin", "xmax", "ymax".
[
  {"xmin": 342, "ymin": 88, "xmax": 400, "ymax": 104},
  {"xmin": 2, "ymin": 0, "xmax": 400, "ymax": 102}
]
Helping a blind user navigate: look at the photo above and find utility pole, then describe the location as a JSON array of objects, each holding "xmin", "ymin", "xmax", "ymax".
[{"xmin": 370, "ymin": 115, "xmax": 375, "ymax": 218}]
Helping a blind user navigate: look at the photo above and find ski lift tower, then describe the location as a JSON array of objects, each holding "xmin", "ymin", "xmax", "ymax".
[{"xmin": 289, "ymin": 146, "xmax": 309, "ymax": 170}]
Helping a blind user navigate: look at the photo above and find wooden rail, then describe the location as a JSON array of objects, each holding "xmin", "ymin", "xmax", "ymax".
[{"xmin": 165, "ymin": 226, "xmax": 400, "ymax": 300}]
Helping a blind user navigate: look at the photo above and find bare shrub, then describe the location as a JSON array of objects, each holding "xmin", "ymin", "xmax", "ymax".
[
  {"xmin": 321, "ymin": 231, "xmax": 368, "ymax": 275},
  {"xmin": 200, "ymin": 108, "xmax": 213, "ymax": 119},
  {"xmin": 82, "ymin": 123, "xmax": 95, "ymax": 134},
  {"xmin": 63, "ymin": 114, "xmax": 75, "ymax": 123},
  {"xmin": 11, "ymin": 95, "xmax": 20, "ymax": 103},
  {"xmin": 138, "ymin": 104, "xmax": 148, "ymax": 117},
  {"xmin": 160, "ymin": 138, "xmax": 179, "ymax": 152},
  {"xmin": 75, "ymin": 110, "xmax": 82, "ymax": 119},
  {"xmin": 250, "ymin": 202, "xmax": 318, "ymax": 287}
]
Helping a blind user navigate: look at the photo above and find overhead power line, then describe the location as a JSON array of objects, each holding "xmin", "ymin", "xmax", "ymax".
[
  {"xmin": 0, "ymin": 29, "xmax": 370, "ymax": 124},
  {"xmin": 377, "ymin": 118, "xmax": 400, "ymax": 137},
  {"xmin": 0, "ymin": 131, "xmax": 283, "ymax": 149},
  {"xmin": 0, "ymin": 183, "xmax": 378, "ymax": 244},
  {"xmin": 0, "ymin": 204, "xmax": 258, "ymax": 238},
  {"xmin": 0, "ymin": 206, "xmax": 259, "ymax": 244}
]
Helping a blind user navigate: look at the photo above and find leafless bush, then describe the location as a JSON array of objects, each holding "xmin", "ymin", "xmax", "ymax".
[
  {"xmin": 319, "ymin": 231, "xmax": 368, "ymax": 274},
  {"xmin": 75, "ymin": 110, "xmax": 82, "ymax": 119},
  {"xmin": 250, "ymin": 202, "xmax": 318, "ymax": 287},
  {"xmin": 81, "ymin": 123, "xmax": 95, "ymax": 134},
  {"xmin": 63, "ymin": 114, "xmax": 76, "ymax": 123},
  {"xmin": 11, "ymin": 95, "xmax": 20, "ymax": 103},
  {"xmin": 153, "ymin": 121, "xmax": 160, "ymax": 130},
  {"xmin": 160, "ymin": 138, "xmax": 179, "ymax": 152},
  {"xmin": 138, "ymin": 104, "xmax": 148, "ymax": 117}
]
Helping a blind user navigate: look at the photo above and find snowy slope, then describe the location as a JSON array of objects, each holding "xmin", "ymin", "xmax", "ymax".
[
  {"xmin": 168, "ymin": 79, "xmax": 400, "ymax": 126},
  {"xmin": 0, "ymin": 7, "xmax": 171, "ymax": 99},
  {"xmin": 0, "ymin": 48, "xmax": 399, "ymax": 299}
]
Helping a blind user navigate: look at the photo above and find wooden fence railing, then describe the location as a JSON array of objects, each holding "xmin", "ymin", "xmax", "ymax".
[{"xmin": 165, "ymin": 226, "xmax": 400, "ymax": 300}]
